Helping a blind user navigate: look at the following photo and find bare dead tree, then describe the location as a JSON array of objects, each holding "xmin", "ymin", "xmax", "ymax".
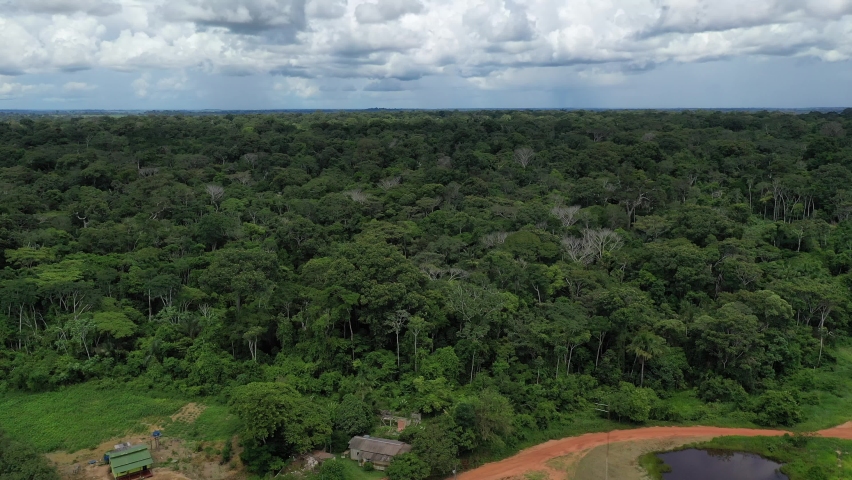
[
  {"xmin": 446, "ymin": 268, "xmax": 469, "ymax": 281},
  {"xmin": 379, "ymin": 176, "xmax": 402, "ymax": 190},
  {"xmin": 551, "ymin": 205, "xmax": 581, "ymax": 227},
  {"xmin": 437, "ymin": 156, "xmax": 453, "ymax": 169},
  {"xmin": 620, "ymin": 192, "xmax": 649, "ymax": 226},
  {"xmin": 584, "ymin": 228, "xmax": 623, "ymax": 260},
  {"xmin": 601, "ymin": 179, "xmax": 619, "ymax": 204},
  {"xmin": 75, "ymin": 213, "xmax": 89, "ymax": 229},
  {"xmin": 481, "ymin": 231, "xmax": 509, "ymax": 247},
  {"xmin": 205, "ymin": 184, "xmax": 225, "ymax": 210},
  {"xmin": 231, "ymin": 171, "xmax": 252, "ymax": 186},
  {"xmin": 821, "ymin": 122, "xmax": 846, "ymax": 138},
  {"xmin": 345, "ymin": 189, "xmax": 368, "ymax": 204},
  {"xmin": 242, "ymin": 153, "xmax": 259, "ymax": 168},
  {"xmin": 385, "ymin": 310, "xmax": 410, "ymax": 366},
  {"xmin": 138, "ymin": 167, "xmax": 159, "ymax": 177},
  {"xmin": 561, "ymin": 236, "xmax": 593, "ymax": 264},
  {"xmin": 590, "ymin": 128, "xmax": 609, "ymax": 142},
  {"xmin": 641, "ymin": 132, "xmax": 657, "ymax": 142},
  {"xmin": 420, "ymin": 264, "xmax": 443, "ymax": 281},
  {"xmin": 513, "ymin": 147, "xmax": 535, "ymax": 169}
]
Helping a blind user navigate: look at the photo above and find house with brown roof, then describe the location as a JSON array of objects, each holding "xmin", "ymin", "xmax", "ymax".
[{"xmin": 347, "ymin": 436, "xmax": 412, "ymax": 470}]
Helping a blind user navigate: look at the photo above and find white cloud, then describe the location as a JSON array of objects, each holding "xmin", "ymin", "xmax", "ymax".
[
  {"xmin": 355, "ymin": 0, "xmax": 424, "ymax": 24},
  {"xmin": 131, "ymin": 73, "xmax": 150, "ymax": 97},
  {"xmin": 0, "ymin": 18, "xmax": 48, "ymax": 74},
  {"xmin": 463, "ymin": 0, "xmax": 535, "ymax": 42},
  {"xmin": 274, "ymin": 77, "xmax": 319, "ymax": 97},
  {"xmin": 0, "ymin": 81, "xmax": 35, "ymax": 99},
  {"xmin": 40, "ymin": 15, "xmax": 107, "ymax": 71},
  {"xmin": 157, "ymin": 71, "xmax": 190, "ymax": 91},
  {"xmin": 62, "ymin": 81, "xmax": 96, "ymax": 91}
]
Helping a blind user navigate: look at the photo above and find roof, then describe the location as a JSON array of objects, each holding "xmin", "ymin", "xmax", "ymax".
[
  {"xmin": 109, "ymin": 445, "xmax": 153, "ymax": 477},
  {"xmin": 348, "ymin": 436, "xmax": 411, "ymax": 464},
  {"xmin": 108, "ymin": 445, "xmax": 148, "ymax": 458}
]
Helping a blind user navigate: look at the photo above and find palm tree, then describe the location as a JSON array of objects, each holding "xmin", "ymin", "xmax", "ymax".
[{"xmin": 629, "ymin": 331, "xmax": 666, "ymax": 387}]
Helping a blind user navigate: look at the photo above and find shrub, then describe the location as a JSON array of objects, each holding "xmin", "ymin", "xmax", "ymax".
[
  {"xmin": 333, "ymin": 395, "xmax": 374, "ymax": 437},
  {"xmin": 220, "ymin": 438, "xmax": 232, "ymax": 464},
  {"xmin": 386, "ymin": 453, "xmax": 430, "ymax": 480},
  {"xmin": 698, "ymin": 376, "xmax": 748, "ymax": 405},
  {"xmin": 318, "ymin": 459, "xmax": 346, "ymax": 480},
  {"xmin": 754, "ymin": 390, "xmax": 802, "ymax": 427},
  {"xmin": 0, "ymin": 429, "xmax": 60, "ymax": 480},
  {"xmin": 609, "ymin": 382, "xmax": 659, "ymax": 423}
]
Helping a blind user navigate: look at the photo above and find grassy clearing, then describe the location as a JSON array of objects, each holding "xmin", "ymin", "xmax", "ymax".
[
  {"xmin": 163, "ymin": 404, "xmax": 241, "ymax": 442},
  {"xmin": 0, "ymin": 382, "xmax": 236, "ymax": 452},
  {"xmin": 337, "ymin": 459, "xmax": 388, "ymax": 480},
  {"xmin": 637, "ymin": 452, "xmax": 671, "ymax": 479},
  {"xmin": 0, "ymin": 383, "xmax": 184, "ymax": 452},
  {"xmin": 793, "ymin": 346, "xmax": 852, "ymax": 431}
]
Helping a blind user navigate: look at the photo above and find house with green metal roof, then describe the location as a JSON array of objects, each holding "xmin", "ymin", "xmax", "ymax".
[{"xmin": 106, "ymin": 445, "xmax": 154, "ymax": 479}]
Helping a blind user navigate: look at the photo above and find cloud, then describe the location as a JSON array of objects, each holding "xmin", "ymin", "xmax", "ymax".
[
  {"xmin": 5, "ymin": 0, "xmax": 121, "ymax": 16},
  {"xmin": 363, "ymin": 78, "xmax": 406, "ymax": 91},
  {"xmin": 1, "ymin": 0, "xmax": 852, "ymax": 102},
  {"xmin": 157, "ymin": 72, "xmax": 190, "ymax": 91},
  {"xmin": 0, "ymin": 18, "xmax": 48, "ymax": 74},
  {"xmin": 131, "ymin": 73, "xmax": 149, "ymax": 97},
  {"xmin": 355, "ymin": 0, "xmax": 424, "ymax": 24},
  {"xmin": 274, "ymin": 77, "xmax": 319, "ymax": 96},
  {"xmin": 307, "ymin": 0, "xmax": 347, "ymax": 19},
  {"xmin": 131, "ymin": 71, "xmax": 193, "ymax": 97},
  {"xmin": 159, "ymin": 0, "xmax": 307, "ymax": 38},
  {"xmin": 0, "ymin": 81, "xmax": 35, "ymax": 99},
  {"xmin": 62, "ymin": 81, "xmax": 95, "ymax": 91},
  {"xmin": 40, "ymin": 15, "xmax": 107, "ymax": 71},
  {"xmin": 463, "ymin": 0, "xmax": 535, "ymax": 42}
]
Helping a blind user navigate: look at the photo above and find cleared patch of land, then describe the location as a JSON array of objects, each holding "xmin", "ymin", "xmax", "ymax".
[
  {"xmin": 572, "ymin": 437, "xmax": 712, "ymax": 480},
  {"xmin": 170, "ymin": 403, "xmax": 207, "ymax": 423},
  {"xmin": 0, "ymin": 384, "xmax": 185, "ymax": 452},
  {"xmin": 0, "ymin": 384, "xmax": 240, "ymax": 453},
  {"xmin": 46, "ymin": 429, "xmax": 241, "ymax": 480}
]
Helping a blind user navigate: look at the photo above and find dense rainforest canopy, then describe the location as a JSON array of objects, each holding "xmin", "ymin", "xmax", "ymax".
[{"xmin": 2, "ymin": 109, "xmax": 852, "ymax": 475}]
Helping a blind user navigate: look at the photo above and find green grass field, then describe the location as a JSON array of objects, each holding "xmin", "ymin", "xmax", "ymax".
[
  {"xmin": 0, "ymin": 382, "xmax": 238, "ymax": 452},
  {"xmin": 338, "ymin": 460, "xmax": 389, "ymax": 480},
  {"xmin": 794, "ymin": 346, "xmax": 852, "ymax": 431},
  {"xmin": 163, "ymin": 404, "xmax": 241, "ymax": 442}
]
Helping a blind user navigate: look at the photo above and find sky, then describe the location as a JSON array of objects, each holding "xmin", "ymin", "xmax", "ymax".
[{"xmin": 0, "ymin": 0, "xmax": 851, "ymax": 110}]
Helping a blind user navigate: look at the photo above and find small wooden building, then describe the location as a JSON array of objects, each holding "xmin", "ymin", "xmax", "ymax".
[
  {"xmin": 348, "ymin": 436, "xmax": 411, "ymax": 470},
  {"xmin": 107, "ymin": 445, "xmax": 154, "ymax": 480}
]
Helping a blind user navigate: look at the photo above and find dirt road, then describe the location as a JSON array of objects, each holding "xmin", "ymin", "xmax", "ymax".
[
  {"xmin": 817, "ymin": 421, "xmax": 852, "ymax": 439},
  {"xmin": 458, "ymin": 422, "xmax": 852, "ymax": 480},
  {"xmin": 456, "ymin": 426, "xmax": 788, "ymax": 480}
]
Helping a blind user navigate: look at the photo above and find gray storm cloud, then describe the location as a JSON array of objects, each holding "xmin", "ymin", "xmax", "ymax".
[
  {"xmin": 160, "ymin": 0, "xmax": 307, "ymax": 35},
  {"xmin": 3, "ymin": 0, "xmax": 121, "ymax": 16}
]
